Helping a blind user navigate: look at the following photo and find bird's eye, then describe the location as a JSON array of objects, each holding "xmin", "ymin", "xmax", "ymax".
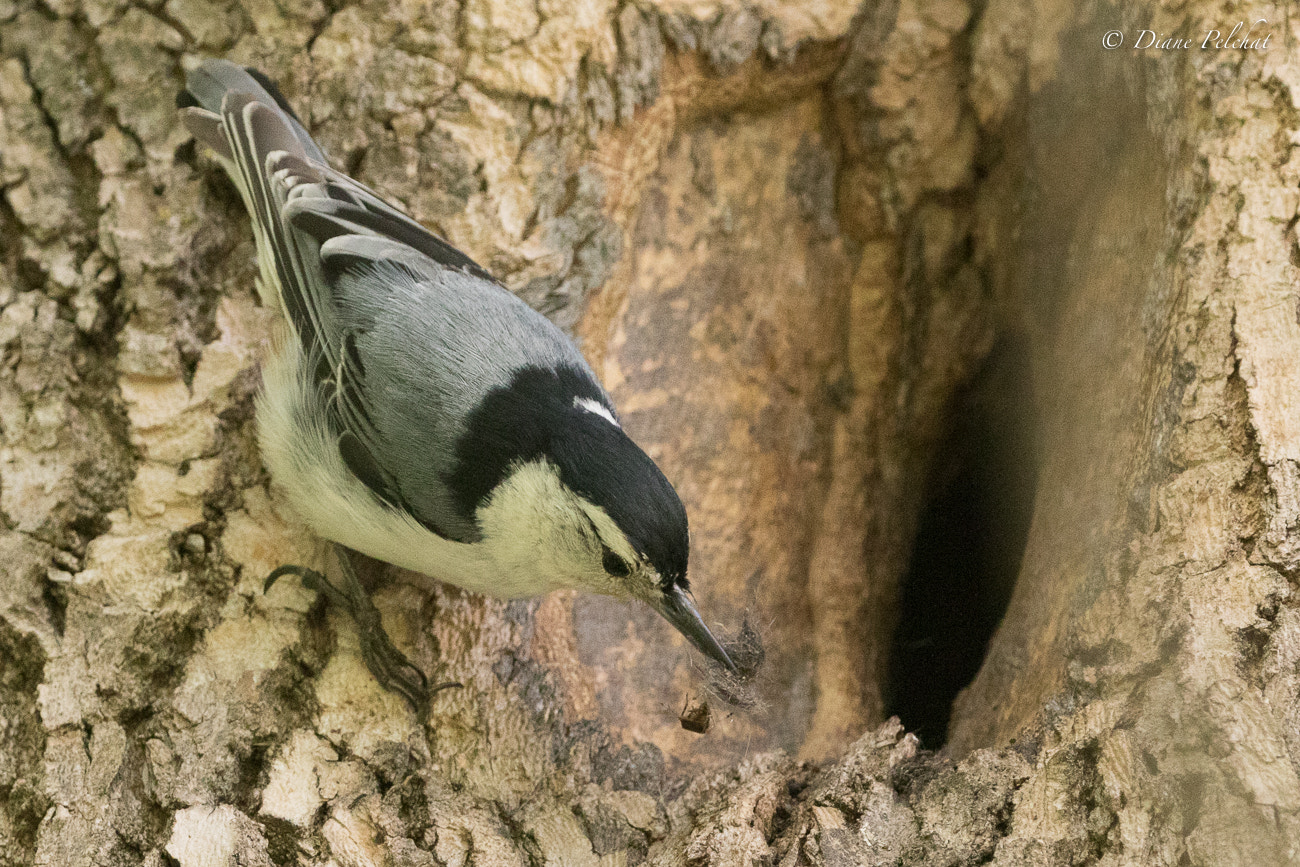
[{"xmin": 601, "ymin": 545, "xmax": 631, "ymax": 577}]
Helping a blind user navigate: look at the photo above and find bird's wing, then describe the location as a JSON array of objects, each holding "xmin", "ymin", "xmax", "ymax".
[
  {"xmin": 184, "ymin": 63, "xmax": 594, "ymax": 541},
  {"xmin": 270, "ymin": 157, "xmax": 600, "ymax": 542},
  {"xmin": 286, "ymin": 163, "xmax": 500, "ymax": 286},
  {"xmin": 211, "ymin": 94, "xmax": 441, "ymax": 531}
]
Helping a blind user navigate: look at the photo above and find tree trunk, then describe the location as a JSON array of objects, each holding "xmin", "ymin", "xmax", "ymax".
[{"xmin": 1, "ymin": 0, "xmax": 1298, "ymax": 863}]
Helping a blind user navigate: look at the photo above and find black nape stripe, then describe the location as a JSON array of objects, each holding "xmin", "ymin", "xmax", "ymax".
[
  {"xmin": 447, "ymin": 367, "xmax": 605, "ymax": 517},
  {"xmin": 448, "ymin": 366, "xmax": 690, "ymax": 585}
]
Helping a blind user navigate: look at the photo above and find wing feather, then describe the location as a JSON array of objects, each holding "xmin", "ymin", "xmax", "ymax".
[
  {"xmin": 211, "ymin": 89, "xmax": 494, "ymax": 539},
  {"xmin": 183, "ymin": 60, "xmax": 596, "ymax": 543}
]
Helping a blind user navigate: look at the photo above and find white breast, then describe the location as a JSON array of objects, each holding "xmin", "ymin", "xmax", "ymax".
[{"xmin": 255, "ymin": 337, "xmax": 566, "ymax": 598}]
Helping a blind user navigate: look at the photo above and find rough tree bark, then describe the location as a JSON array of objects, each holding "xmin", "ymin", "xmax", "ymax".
[{"xmin": 0, "ymin": 0, "xmax": 1298, "ymax": 863}]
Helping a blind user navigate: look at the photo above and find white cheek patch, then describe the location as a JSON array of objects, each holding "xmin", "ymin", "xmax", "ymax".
[{"xmin": 575, "ymin": 396, "xmax": 620, "ymax": 428}]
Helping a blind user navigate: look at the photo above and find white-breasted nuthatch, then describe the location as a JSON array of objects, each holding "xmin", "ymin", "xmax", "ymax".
[{"xmin": 178, "ymin": 60, "xmax": 735, "ymax": 705}]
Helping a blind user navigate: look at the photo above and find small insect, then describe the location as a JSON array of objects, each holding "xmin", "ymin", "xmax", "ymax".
[{"xmin": 679, "ymin": 695, "xmax": 712, "ymax": 734}]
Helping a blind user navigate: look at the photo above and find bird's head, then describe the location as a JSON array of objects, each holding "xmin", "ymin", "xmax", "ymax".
[{"xmin": 461, "ymin": 369, "xmax": 735, "ymax": 671}]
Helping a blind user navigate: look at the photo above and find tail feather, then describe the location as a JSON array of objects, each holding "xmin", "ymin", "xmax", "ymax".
[
  {"xmin": 218, "ymin": 94, "xmax": 337, "ymax": 351},
  {"xmin": 180, "ymin": 106, "xmax": 233, "ymax": 162},
  {"xmin": 181, "ymin": 59, "xmax": 324, "ymax": 163}
]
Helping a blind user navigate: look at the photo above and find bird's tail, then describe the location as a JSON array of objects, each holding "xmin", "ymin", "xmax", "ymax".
[
  {"xmin": 178, "ymin": 59, "xmax": 325, "ymax": 164},
  {"xmin": 178, "ymin": 59, "xmax": 335, "ymax": 318}
]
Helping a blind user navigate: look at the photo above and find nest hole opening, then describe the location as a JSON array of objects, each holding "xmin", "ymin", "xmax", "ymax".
[{"xmin": 885, "ymin": 336, "xmax": 1039, "ymax": 747}]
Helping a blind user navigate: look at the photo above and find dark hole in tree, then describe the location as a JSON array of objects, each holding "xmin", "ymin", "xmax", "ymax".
[{"xmin": 886, "ymin": 335, "xmax": 1039, "ymax": 746}]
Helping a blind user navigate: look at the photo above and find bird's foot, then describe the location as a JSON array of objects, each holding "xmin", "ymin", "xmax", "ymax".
[{"xmin": 265, "ymin": 555, "xmax": 460, "ymax": 714}]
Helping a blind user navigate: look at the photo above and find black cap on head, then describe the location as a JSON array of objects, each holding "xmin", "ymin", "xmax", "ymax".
[
  {"xmin": 450, "ymin": 365, "xmax": 689, "ymax": 586},
  {"xmin": 450, "ymin": 365, "xmax": 735, "ymax": 669},
  {"xmin": 549, "ymin": 411, "xmax": 690, "ymax": 587}
]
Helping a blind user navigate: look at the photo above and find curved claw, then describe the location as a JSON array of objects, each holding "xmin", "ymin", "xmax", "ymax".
[
  {"xmin": 264, "ymin": 564, "xmax": 324, "ymax": 594},
  {"xmin": 264, "ymin": 554, "xmax": 462, "ymax": 715},
  {"xmin": 356, "ymin": 628, "xmax": 429, "ymax": 712}
]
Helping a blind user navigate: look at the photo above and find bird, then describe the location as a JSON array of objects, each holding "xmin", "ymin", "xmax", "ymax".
[{"xmin": 177, "ymin": 59, "xmax": 736, "ymax": 709}]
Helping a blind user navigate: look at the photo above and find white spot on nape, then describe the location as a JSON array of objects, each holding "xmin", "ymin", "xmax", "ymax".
[{"xmin": 575, "ymin": 396, "xmax": 620, "ymax": 427}]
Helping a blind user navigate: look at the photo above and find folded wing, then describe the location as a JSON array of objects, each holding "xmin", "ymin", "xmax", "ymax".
[{"xmin": 180, "ymin": 60, "xmax": 592, "ymax": 542}]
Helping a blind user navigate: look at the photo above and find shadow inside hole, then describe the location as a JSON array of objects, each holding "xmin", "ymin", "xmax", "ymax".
[{"xmin": 886, "ymin": 336, "xmax": 1039, "ymax": 747}]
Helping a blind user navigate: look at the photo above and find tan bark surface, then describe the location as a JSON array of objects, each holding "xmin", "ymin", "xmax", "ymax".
[{"xmin": 1, "ymin": 0, "xmax": 1298, "ymax": 864}]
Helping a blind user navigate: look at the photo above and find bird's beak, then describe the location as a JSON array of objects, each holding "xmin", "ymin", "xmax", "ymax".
[{"xmin": 651, "ymin": 584, "xmax": 737, "ymax": 672}]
